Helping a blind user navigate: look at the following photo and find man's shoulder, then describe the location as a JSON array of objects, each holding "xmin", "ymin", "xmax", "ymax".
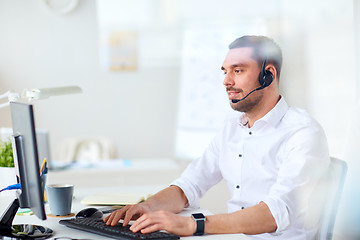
[{"xmin": 282, "ymin": 106, "xmax": 322, "ymax": 129}]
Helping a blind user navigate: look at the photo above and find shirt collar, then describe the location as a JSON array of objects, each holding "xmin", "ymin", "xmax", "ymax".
[{"xmin": 238, "ymin": 96, "xmax": 289, "ymax": 128}]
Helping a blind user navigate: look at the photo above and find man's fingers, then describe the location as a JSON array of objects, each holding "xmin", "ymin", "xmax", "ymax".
[
  {"xmin": 104, "ymin": 207, "xmax": 128, "ymax": 226},
  {"xmin": 103, "ymin": 204, "xmax": 151, "ymax": 227},
  {"xmin": 123, "ymin": 206, "xmax": 142, "ymax": 226},
  {"xmin": 140, "ymin": 224, "xmax": 162, "ymax": 234},
  {"xmin": 130, "ymin": 214, "xmax": 157, "ymax": 233}
]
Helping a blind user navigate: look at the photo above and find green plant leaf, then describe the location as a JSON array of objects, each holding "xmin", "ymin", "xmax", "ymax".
[{"xmin": 0, "ymin": 139, "xmax": 14, "ymax": 168}]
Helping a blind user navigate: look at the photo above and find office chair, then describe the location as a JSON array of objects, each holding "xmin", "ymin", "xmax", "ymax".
[
  {"xmin": 316, "ymin": 157, "xmax": 348, "ymax": 240},
  {"xmin": 57, "ymin": 137, "xmax": 117, "ymax": 163}
]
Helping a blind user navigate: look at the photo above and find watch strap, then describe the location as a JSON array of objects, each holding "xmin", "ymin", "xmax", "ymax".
[
  {"xmin": 192, "ymin": 213, "xmax": 205, "ymax": 236},
  {"xmin": 194, "ymin": 218, "xmax": 205, "ymax": 235}
]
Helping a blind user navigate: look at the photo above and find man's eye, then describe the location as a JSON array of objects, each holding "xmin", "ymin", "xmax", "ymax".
[{"xmin": 234, "ymin": 69, "xmax": 242, "ymax": 74}]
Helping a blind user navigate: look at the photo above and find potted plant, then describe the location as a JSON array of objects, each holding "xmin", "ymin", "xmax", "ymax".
[
  {"xmin": 0, "ymin": 139, "xmax": 14, "ymax": 168},
  {"xmin": 0, "ymin": 139, "xmax": 17, "ymax": 196}
]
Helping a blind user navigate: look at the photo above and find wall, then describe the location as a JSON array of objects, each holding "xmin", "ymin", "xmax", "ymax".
[
  {"xmin": 0, "ymin": 0, "xmax": 357, "ymax": 161},
  {"xmin": 279, "ymin": 0, "xmax": 357, "ymax": 159},
  {"xmin": 0, "ymin": 0, "xmax": 179, "ymax": 159}
]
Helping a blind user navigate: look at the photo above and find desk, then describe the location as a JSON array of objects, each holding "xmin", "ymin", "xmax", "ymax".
[
  {"xmin": 4, "ymin": 159, "xmax": 246, "ymax": 239},
  {"xmin": 10, "ymin": 187, "xmax": 250, "ymax": 240}
]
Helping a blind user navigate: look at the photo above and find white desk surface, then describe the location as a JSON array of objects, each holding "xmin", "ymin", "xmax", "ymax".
[{"xmin": 10, "ymin": 186, "xmax": 251, "ymax": 240}]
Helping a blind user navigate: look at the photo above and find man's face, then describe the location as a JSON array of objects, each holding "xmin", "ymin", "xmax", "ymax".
[{"xmin": 221, "ymin": 47, "xmax": 263, "ymax": 113}]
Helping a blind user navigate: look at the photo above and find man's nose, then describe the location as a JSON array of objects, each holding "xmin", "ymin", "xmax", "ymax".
[{"xmin": 223, "ymin": 73, "xmax": 234, "ymax": 87}]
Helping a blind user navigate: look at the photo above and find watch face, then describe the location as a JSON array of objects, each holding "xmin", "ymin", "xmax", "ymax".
[{"xmin": 192, "ymin": 213, "xmax": 205, "ymax": 219}]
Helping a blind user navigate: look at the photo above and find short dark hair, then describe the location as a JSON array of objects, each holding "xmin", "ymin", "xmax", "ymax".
[{"xmin": 229, "ymin": 35, "xmax": 283, "ymax": 79}]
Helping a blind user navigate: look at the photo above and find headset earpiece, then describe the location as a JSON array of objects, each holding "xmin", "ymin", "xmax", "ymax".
[{"xmin": 258, "ymin": 58, "xmax": 273, "ymax": 89}]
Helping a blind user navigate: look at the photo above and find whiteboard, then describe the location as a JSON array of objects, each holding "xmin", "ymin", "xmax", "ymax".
[{"xmin": 175, "ymin": 25, "xmax": 267, "ymax": 159}]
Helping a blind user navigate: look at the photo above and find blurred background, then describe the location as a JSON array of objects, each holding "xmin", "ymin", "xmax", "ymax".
[
  {"xmin": 0, "ymin": 0, "xmax": 358, "ymax": 161},
  {"xmin": 0, "ymin": 0, "xmax": 359, "ymax": 238}
]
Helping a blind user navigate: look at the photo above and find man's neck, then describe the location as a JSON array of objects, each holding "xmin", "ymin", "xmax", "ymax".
[{"xmin": 245, "ymin": 95, "xmax": 281, "ymax": 128}]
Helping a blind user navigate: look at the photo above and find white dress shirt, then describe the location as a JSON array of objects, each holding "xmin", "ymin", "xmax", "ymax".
[{"xmin": 172, "ymin": 96, "xmax": 330, "ymax": 240}]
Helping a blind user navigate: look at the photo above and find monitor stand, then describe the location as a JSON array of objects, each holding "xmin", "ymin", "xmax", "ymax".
[{"xmin": 0, "ymin": 198, "xmax": 53, "ymax": 239}]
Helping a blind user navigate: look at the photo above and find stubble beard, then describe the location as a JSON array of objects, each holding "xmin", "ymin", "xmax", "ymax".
[{"xmin": 230, "ymin": 90, "xmax": 264, "ymax": 113}]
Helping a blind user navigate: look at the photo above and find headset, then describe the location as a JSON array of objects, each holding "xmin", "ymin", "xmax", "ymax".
[
  {"xmin": 258, "ymin": 57, "xmax": 273, "ymax": 88},
  {"xmin": 231, "ymin": 57, "xmax": 273, "ymax": 103}
]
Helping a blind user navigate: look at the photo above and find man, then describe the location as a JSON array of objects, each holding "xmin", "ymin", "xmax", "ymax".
[{"xmin": 104, "ymin": 35, "xmax": 330, "ymax": 239}]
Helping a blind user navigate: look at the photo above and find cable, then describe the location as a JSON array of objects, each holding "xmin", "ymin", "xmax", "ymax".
[{"xmin": 0, "ymin": 183, "xmax": 21, "ymax": 193}]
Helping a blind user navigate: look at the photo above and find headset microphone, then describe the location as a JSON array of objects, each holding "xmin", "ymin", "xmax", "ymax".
[
  {"xmin": 231, "ymin": 86, "xmax": 265, "ymax": 103},
  {"xmin": 231, "ymin": 57, "xmax": 273, "ymax": 104}
]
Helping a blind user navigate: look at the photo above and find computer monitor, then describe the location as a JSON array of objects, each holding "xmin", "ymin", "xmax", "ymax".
[{"xmin": 0, "ymin": 102, "xmax": 53, "ymax": 239}]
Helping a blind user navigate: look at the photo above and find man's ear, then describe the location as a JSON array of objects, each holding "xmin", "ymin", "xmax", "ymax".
[{"xmin": 266, "ymin": 65, "xmax": 277, "ymax": 81}]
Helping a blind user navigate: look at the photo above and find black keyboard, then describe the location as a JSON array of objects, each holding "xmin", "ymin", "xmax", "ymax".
[{"xmin": 59, "ymin": 218, "xmax": 180, "ymax": 240}]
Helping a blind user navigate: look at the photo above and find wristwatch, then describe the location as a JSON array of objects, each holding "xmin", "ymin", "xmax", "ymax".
[{"xmin": 192, "ymin": 213, "xmax": 206, "ymax": 235}]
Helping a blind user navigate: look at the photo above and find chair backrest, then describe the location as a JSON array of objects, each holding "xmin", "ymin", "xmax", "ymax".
[
  {"xmin": 316, "ymin": 157, "xmax": 347, "ymax": 240},
  {"xmin": 57, "ymin": 137, "xmax": 117, "ymax": 163}
]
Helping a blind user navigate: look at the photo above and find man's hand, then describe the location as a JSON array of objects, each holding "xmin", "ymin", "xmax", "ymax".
[
  {"xmin": 129, "ymin": 210, "xmax": 196, "ymax": 236},
  {"xmin": 103, "ymin": 186, "xmax": 189, "ymax": 234},
  {"xmin": 103, "ymin": 203, "xmax": 151, "ymax": 226}
]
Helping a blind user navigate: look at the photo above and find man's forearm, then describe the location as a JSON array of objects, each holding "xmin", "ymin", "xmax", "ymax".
[
  {"xmin": 145, "ymin": 185, "xmax": 188, "ymax": 213},
  {"xmin": 205, "ymin": 202, "xmax": 277, "ymax": 235}
]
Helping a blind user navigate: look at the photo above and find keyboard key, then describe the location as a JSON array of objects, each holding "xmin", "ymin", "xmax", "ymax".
[{"xmin": 59, "ymin": 218, "xmax": 179, "ymax": 239}]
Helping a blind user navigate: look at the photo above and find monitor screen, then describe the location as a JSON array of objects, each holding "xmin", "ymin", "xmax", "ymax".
[{"xmin": 9, "ymin": 102, "xmax": 46, "ymax": 220}]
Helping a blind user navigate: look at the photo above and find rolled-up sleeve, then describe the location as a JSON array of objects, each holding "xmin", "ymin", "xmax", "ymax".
[
  {"xmin": 262, "ymin": 124, "xmax": 330, "ymax": 235},
  {"xmin": 171, "ymin": 135, "xmax": 223, "ymax": 208}
]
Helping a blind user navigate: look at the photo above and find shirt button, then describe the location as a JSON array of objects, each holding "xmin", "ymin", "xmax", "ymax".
[
  {"xmin": 238, "ymin": 154, "xmax": 242, "ymax": 157},
  {"xmin": 249, "ymin": 131, "xmax": 252, "ymax": 135},
  {"xmin": 236, "ymin": 185, "xmax": 240, "ymax": 189}
]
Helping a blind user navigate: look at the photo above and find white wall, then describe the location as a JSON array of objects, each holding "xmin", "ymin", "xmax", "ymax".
[
  {"xmin": 0, "ymin": 0, "xmax": 179, "ymax": 159},
  {"xmin": 279, "ymin": 0, "xmax": 357, "ymax": 159},
  {"xmin": 0, "ymin": 0, "xmax": 358, "ymax": 162}
]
